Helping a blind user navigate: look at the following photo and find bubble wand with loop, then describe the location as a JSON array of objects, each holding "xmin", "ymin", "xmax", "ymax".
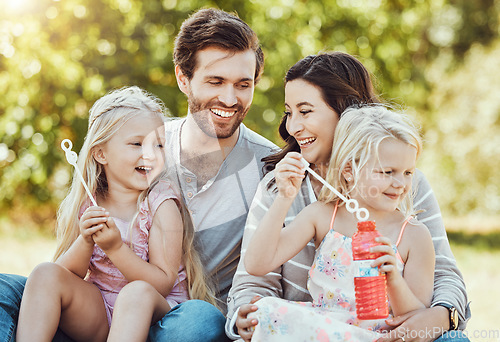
[
  {"xmin": 300, "ymin": 158, "xmax": 369, "ymax": 221},
  {"xmin": 61, "ymin": 139, "xmax": 98, "ymax": 206}
]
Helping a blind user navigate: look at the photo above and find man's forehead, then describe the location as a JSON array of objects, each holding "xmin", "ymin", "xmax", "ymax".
[{"xmin": 194, "ymin": 47, "xmax": 256, "ymax": 80}]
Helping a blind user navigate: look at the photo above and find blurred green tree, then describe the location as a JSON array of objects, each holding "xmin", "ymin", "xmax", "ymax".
[{"xmin": 0, "ymin": 0, "xmax": 498, "ymax": 225}]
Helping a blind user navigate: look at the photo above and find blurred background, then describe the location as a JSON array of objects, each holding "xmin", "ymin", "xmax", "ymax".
[{"xmin": 1, "ymin": 0, "xmax": 499, "ymax": 340}]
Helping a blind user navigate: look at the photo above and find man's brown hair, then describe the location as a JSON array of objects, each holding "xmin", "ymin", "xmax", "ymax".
[{"xmin": 174, "ymin": 8, "xmax": 264, "ymax": 83}]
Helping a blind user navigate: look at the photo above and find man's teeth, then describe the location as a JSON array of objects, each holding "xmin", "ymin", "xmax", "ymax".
[
  {"xmin": 298, "ymin": 137, "xmax": 316, "ymax": 145},
  {"xmin": 211, "ymin": 108, "xmax": 236, "ymax": 118}
]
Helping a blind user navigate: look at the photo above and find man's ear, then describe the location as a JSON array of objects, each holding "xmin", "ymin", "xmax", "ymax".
[
  {"xmin": 93, "ymin": 146, "xmax": 107, "ymax": 165},
  {"xmin": 342, "ymin": 162, "xmax": 353, "ymax": 182},
  {"xmin": 175, "ymin": 65, "xmax": 190, "ymax": 96}
]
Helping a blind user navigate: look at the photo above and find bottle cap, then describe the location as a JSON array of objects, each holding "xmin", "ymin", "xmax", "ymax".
[{"xmin": 357, "ymin": 220, "xmax": 376, "ymax": 231}]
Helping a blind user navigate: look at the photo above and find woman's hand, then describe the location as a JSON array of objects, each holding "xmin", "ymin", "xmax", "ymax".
[
  {"xmin": 79, "ymin": 206, "xmax": 108, "ymax": 246},
  {"xmin": 275, "ymin": 152, "xmax": 306, "ymax": 199},
  {"xmin": 93, "ymin": 217, "xmax": 123, "ymax": 254},
  {"xmin": 370, "ymin": 236, "xmax": 401, "ymax": 283}
]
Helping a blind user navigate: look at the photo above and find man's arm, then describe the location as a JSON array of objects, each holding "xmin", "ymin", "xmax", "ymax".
[{"xmin": 413, "ymin": 170, "xmax": 470, "ymax": 328}]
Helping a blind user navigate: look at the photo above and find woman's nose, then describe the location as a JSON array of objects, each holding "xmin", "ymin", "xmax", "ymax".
[{"xmin": 286, "ymin": 114, "xmax": 304, "ymax": 136}]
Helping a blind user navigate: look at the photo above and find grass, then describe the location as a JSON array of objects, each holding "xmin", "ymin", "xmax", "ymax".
[{"xmin": 0, "ymin": 218, "xmax": 499, "ymax": 341}]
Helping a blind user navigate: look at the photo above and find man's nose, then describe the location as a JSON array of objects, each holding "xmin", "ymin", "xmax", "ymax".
[{"xmin": 218, "ymin": 86, "xmax": 237, "ymax": 107}]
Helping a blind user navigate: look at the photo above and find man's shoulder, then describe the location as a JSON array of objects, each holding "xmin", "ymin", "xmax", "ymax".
[{"xmin": 239, "ymin": 124, "xmax": 278, "ymax": 156}]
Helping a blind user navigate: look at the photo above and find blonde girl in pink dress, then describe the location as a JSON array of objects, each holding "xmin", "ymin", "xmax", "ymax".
[
  {"xmin": 16, "ymin": 86, "xmax": 215, "ymax": 342},
  {"xmin": 244, "ymin": 105, "xmax": 436, "ymax": 342}
]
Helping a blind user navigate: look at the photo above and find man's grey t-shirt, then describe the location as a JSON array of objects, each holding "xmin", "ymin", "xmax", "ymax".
[{"xmin": 164, "ymin": 118, "xmax": 276, "ymax": 312}]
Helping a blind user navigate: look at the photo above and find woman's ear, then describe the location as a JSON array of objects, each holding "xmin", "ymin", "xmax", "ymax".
[
  {"xmin": 175, "ymin": 65, "xmax": 190, "ymax": 96},
  {"xmin": 93, "ymin": 146, "xmax": 107, "ymax": 165},
  {"xmin": 342, "ymin": 162, "xmax": 353, "ymax": 183}
]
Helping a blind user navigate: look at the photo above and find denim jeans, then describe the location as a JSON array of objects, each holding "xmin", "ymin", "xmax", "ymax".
[
  {"xmin": 149, "ymin": 299, "xmax": 230, "ymax": 342},
  {"xmin": 0, "ymin": 274, "xmax": 72, "ymax": 342},
  {"xmin": 1, "ymin": 274, "xmax": 227, "ymax": 342},
  {"xmin": 0, "ymin": 273, "xmax": 467, "ymax": 342}
]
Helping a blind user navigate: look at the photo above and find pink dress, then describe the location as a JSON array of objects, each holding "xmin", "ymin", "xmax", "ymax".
[
  {"xmin": 84, "ymin": 180, "xmax": 189, "ymax": 325},
  {"xmin": 250, "ymin": 204, "xmax": 410, "ymax": 342}
]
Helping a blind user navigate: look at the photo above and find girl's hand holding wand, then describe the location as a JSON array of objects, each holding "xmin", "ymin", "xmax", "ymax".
[
  {"xmin": 92, "ymin": 217, "xmax": 123, "ymax": 254},
  {"xmin": 79, "ymin": 207, "xmax": 109, "ymax": 246}
]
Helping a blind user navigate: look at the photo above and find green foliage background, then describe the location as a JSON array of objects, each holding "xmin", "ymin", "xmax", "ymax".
[{"xmin": 1, "ymin": 0, "xmax": 499, "ymax": 227}]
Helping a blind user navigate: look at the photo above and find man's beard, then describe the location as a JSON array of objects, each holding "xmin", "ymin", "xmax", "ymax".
[{"xmin": 187, "ymin": 91, "xmax": 248, "ymax": 139}]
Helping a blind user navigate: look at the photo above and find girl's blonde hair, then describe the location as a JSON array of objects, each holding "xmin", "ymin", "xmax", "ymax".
[
  {"xmin": 53, "ymin": 86, "xmax": 216, "ymax": 306},
  {"xmin": 319, "ymin": 105, "xmax": 422, "ymax": 217}
]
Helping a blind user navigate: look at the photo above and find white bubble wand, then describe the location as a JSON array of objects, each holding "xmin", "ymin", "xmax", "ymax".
[
  {"xmin": 61, "ymin": 139, "xmax": 98, "ymax": 206},
  {"xmin": 301, "ymin": 158, "xmax": 369, "ymax": 221}
]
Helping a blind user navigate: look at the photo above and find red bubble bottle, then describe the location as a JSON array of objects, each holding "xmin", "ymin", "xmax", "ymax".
[{"xmin": 352, "ymin": 220, "xmax": 389, "ymax": 319}]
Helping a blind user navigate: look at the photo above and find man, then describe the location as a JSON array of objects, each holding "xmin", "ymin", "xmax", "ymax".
[
  {"xmin": 149, "ymin": 8, "xmax": 276, "ymax": 341},
  {"xmin": 0, "ymin": 8, "xmax": 276, "ymax": 342}
]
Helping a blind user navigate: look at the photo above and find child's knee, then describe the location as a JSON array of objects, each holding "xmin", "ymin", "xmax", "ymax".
[
  {"xmin": 28, "ymin": 262, "xmax": 66, "ymax": 286},
  {"xmin": 117, "ymin": 280, "xmax": 156, "ymax": 304}
]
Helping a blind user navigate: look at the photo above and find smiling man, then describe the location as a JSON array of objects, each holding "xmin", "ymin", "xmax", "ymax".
[{"xmin": 147, "ymin": 8, "xmax": 276, "ymax": 342}]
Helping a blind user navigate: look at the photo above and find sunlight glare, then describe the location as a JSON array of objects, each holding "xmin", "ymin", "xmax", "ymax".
[{"xmin": 2, "ymin": 0, "xmax": 34, "ymax": 13}]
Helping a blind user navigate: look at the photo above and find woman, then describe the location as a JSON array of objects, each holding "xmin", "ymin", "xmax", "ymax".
[{"xmin": 225, "ymin": 52, "xmax": 470, "ymax": 341}]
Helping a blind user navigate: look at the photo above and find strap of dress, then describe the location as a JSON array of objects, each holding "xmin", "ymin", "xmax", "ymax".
[
  {"xmin": 395, "ymin": 216, "xmax": 413, "ymax": 247},
  {"xmin": 329, "ymin": 201, "xmax": 339, "ymax": 231}
]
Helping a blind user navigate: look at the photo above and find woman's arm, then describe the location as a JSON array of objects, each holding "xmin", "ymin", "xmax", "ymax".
[
  {"xmin": 94, "ymin": 199, "xmax": 183, "ymax": 297},
  {"xmin": 413, "ymin": 170, "xmax": 470, "ymax": 327},
  {"xmin": 244, "ymin": 152, "xmax": 315, "ymax": 276},
  {"xmin": 244, "ymin": 195, "xmax": 317, "ymax": 276}
]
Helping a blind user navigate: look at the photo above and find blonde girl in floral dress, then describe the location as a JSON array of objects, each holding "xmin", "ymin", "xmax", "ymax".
[{"xmin": 244, "ymin": 105, "xmax": 435, "ymax": 342}]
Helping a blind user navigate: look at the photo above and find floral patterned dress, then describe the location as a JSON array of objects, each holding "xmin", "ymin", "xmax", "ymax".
[{"xmin": 249, "ymin": 204, "xmax": 408, "ymax": 342}]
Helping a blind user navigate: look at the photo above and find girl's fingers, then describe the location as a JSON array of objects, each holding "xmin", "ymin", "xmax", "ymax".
[
  {"xmin": 379, "ymin": 264, "xmax": 395, "ymax": 273},
  {"xmin": 84, "ymin": 225, "xmax": 104, "ymax": 236},
  {"xmin": 370, "ymin": 244, "xmax": 394, "ymax": 255},
  {"xmin": 81, "ymin": 217, "xmax": 108, "ymax": 230},
  {"xmin": 374, "ymin": 236, "xmax": 392, "ymax": 246},
  {"xmin": 371, "ymin": 255, "xmax": 397, "ymax": 268},
  {"xmin": 81, "ymin": 208, "xmax": 109, "ymax": 221}
]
